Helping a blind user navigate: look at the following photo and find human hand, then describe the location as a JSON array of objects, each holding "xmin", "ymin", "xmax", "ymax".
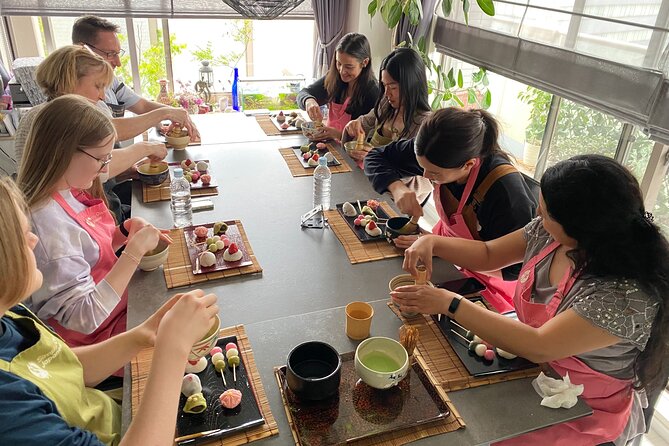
[
  {"xmin": 125, "ymin": 218, "xmax": 173, "ymax": 245},
  {"xmin": 155, "ymin": 290, "xmax": 220, "ymax": 353},
  {"xmin": 137, "ymin": 141, "xmax": 168, "ymax": 161},
  {"xmin": 125, "ymin": 224, "xmax": 170, "ymax": 256},
  {"xmin": 131, "ymin": 293, "xmax": 184, "ymax": 348},
  {"xmin": 393, "ymin": 234, "xmax": 420, "ymax": 249},
  {"xmin": 390, "ymin": 284, "xmax": 454, "ymax": 316},
  {"xmin": 183, "ymin": 114, "xmax": 201, "ymax": 142},
  {"xmin": 344, "ymin": 119, "xmax": 363, "ymax": 138},
  {"xmin": 305, "ymin": 98, "xmax": 323, "ymax": 122},
  {"xmin": 402, "ymin": 234, "xmax": 436, "ymax": 278},
  {"xmin": 309, "ymin": 126, "xmax": 340, "ymax": 142},
  {"xmin": 162, "ymin": 107, "xmax": 189, "ymax": 127},
  {"xmin": 392, "ymin": 187, "xmax": 423, "ymax": 218}
]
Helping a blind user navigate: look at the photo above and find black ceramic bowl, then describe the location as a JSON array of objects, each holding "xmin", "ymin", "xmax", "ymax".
[
  {"xmin": 286, "ymin": 341, "xmax": 342, "ymax": 401},
  {"xmin": 385, "ymin": 216, "xmax": 419, "ymax": 243}
]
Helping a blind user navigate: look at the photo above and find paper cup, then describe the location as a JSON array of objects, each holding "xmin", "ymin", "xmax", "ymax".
[{"xmin": 345, "ymin": 301, "xmax": 374, "ymax": 340}]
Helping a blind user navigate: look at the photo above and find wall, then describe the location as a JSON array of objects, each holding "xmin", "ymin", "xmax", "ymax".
[{"xmin": 345, "ymin": 0, "xmax": 392, "ymax": 73}]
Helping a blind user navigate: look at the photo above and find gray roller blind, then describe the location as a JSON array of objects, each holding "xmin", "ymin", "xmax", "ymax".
[
  {"xmin": 0, "ymin": 0, "xmax": 314, "ymax": 18},
  {"xmin": 433, "ymin": 16, "xmax": 669, "ymax": 144}
]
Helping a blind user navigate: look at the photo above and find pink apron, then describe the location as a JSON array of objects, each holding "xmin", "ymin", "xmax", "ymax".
[
  {"xmin": 326, "ymin": 97, "xmax": 351, "ymax": 133},
  {"xmin": 49, "ymin": 190, "xmax": 127, "ymax": 348},
  {"xmin": 432, "ymin": 160, "xmax": 516, "ymax": 313},
  {"xmin": 495, "ymin": 241, "xmax": 633, "ymax": 445}
]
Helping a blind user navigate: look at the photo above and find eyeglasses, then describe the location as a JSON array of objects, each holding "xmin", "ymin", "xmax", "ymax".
[
  {"xmin": 77, "ymin": 149, "xmax": 113, "ymax": 172},
  {"xmin": 84, "ymin": 43, "xmax": 125, "ymax": 60}
]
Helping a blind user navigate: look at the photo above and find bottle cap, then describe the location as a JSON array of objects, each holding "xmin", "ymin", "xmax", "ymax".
[
  {"xmin": 319, "ymin": 156, "xmax": 327, "ymax": 166},
  {"xmin": 174, "ymin": 167, "xmax": 184, "ymax": 178}
]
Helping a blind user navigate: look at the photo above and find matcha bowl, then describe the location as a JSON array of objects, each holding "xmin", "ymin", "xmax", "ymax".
[{"xmin": 354, "ymin": 337, "xmax": 409, "ymax": 389}]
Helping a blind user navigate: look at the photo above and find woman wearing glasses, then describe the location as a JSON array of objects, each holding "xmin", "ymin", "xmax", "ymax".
[{"xmin": 17, "ymin": 95, "xmax": 171, "ymax": 350}]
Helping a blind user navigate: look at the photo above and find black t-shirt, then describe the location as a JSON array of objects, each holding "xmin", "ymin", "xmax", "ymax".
[
  {"xmin": 296, "ymin": 75, "xmax": 380, "ymax": 120},
  {"xmin": 364, "ymin": 139, "xmax": 537, "ymax": 280}
]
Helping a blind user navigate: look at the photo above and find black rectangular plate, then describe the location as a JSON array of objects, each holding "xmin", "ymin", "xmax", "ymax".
[
  {"xmin": 176, "ymin": 335, "xmax": 264, "ymax": 444},
  {"xmin": 291, "ymin": 143, "xmax": 341, "ymax": 168},
  {"xmin": 336, "ymin": 201, "xmax": 389, "ymax": 243},
  {"xmin": 432, "ymin": 298, "xmax": 535, "ymax": 377}
]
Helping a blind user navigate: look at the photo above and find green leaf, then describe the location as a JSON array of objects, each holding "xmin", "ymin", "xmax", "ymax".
[
  {"xmin": 368, "ymin": 0, "xmax": 378, "ymax": 17},
  {"xmin": 442, "ymin": 71, "xmax": 454, "ymax": 88},
  {"xmin": 457, "ymin": 69, "xmax": 464, "ymax": 88},
  {"xmin": 431, "ymin": 93, "xmax": 444, "ymax": 110},
  {"xmin": 417, "ymin": 36, "xmax": 426, "ymax": 53},
  {"xmin": 387, "ymin": 2, "xmax": 403, "ymax": 28},
  {"xmin": 472, "ymin": 69, "xmax": 483, "ymax": 83},
  {"xmin": 463, "ymin": 0, "xmax": 470, "ymax": 25},
  {"xmin": 443, "ymin": 90, "xmax": 453, "ymax": 101},
  {"xmin": 482, "ymin": 89, "xmax": 492, "ymax": 109},
  {"xmin": 447, "ymin": 68, "xmax": 455, "ymax": 86},
  {"xmin": 442, "ymin": 0, "xmax": 453, "ymax": 16},
  {"xmin": 468, "ymin": 88, "xmax": 477, "ymax": 105},
  {"xmin": 476, "ymin": 0, "xmax": 495, "ymax": 16},
  {"xmin": 482, "ymin": 72, "xmax": 489, "ymax": 86},
  {"xmin": 453, "ymin": 94, "xmax": 465, "ymax": 107}
]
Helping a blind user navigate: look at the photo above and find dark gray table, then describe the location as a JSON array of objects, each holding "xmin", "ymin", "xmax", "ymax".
[{"xmin": 123, "ymin": 129, "xmax": 591, "ymax": 445}]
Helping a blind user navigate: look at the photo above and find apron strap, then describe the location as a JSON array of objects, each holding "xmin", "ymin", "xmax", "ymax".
[{"xmin": 472, "ymin": 164, "xmax": 518, "ymax": 207}]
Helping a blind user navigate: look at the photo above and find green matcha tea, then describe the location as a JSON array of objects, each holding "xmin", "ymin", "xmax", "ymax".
[{"xmin": 361, "ymin": 351, "xmax": 401, "ymax": 372}]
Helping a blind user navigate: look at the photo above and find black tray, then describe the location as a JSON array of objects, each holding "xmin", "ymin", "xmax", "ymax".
[
  {"xmin": 276, "ymin": 351, "xmax": 449, "ymax": 446},
  {"xmin": 176, "ymin": 335, "xmax": 264, "ymax": 445},
  {"xmin": 291, "ymin": 143, "xmax": 341, "ymax": 168},
  {"xmin": 335, "ymin": 201, "xmax": 389, "ymax": 243},
  {"xmin": 432, "ymin": 298, "xmax": 535, "ymax": 377}
]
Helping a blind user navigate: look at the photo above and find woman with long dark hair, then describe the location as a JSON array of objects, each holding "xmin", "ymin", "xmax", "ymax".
[
  {"xmin": 297, "ymin": 33, "xmax": 379, "ymax": 141},
  {"xmin": 365, "ymin": 107, "xmax": 537, "ymax": 312},
  {"xmin": 392, "ymin": 154, "xmax": 668, "ymax": 445},
  {"xmin": 343, "ymin": 47, "xmax": 431, "ymax": 162}
]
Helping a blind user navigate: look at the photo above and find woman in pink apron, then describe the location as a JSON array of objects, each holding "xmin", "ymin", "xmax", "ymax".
[
  {"xmin": 391, "ymin": 154, "xmax": 669, "ymax": 445},
  {"xmin": 297, "ymin": 33, "xmax": 380, "ymax": 141},
  {"xmin": 0, "ymin": 176, "xmax": 219, "ymax": 445},
  {"xmin": 342, "ymin": 47, "xmax": 432, "ymax": 170},
  {"xmin": 367, "ymin": 108, "xmax": 537, "ymax": 312},
  {"xmin": 17, "ymin": 95, "xmax": 170, "ymax": 349}
]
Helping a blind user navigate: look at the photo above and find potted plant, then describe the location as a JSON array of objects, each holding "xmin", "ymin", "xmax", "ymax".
[{"xmin": 518, "ymin": 86, "xmax": 551, "ymax": 167}]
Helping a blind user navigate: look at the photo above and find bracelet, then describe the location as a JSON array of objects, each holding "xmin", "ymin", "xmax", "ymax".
[
  {"xmin": 122, "ymin": 250, "xmax": 141, "ymax": 265},
  {"xmin": 119, "ymin": 220, "xmax": 129, "ymax": 237},
  {"xmin": 448, "ymin": 295, "xmax": 462, "ymax": 315}
]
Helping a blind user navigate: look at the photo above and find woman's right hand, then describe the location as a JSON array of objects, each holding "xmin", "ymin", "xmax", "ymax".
[
  {"xmin": 155, "ymin": 290, "xmax": 219, "ymax": 352},
  {"xmin": 392, "ymin": 187, "xmax": 423, "ymax": 218},
  {"xmin": 305, "ymin": 98, "xmax": 323, "ymax": 122},
  {"xmin": 125, "ymin": 224, "xmax": 162, "ymax": 256},
  {"xmin": 403, "ymin": 235, "xmax": 436, "ymax": 278},
  {"xmin": 344, "ymin": 119, "xmax": 363, "ymax": 138}
]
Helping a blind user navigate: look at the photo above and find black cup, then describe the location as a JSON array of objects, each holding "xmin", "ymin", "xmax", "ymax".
[
  {"xmin": 106, "ymin": 101, "xmax": 126, "ymax": 118},
  {"xmin": 286, "ymin": 341, "xmax": 341, "ymax": 401},
  {"xmin": 385, "ymin": 216, "xmax": 419, "ymax": 243}
]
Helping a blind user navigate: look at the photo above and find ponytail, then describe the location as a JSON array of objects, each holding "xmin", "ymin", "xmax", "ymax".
[{"xmin": 415, "ymin": 107, "xmax": 510, "ymax": 168}]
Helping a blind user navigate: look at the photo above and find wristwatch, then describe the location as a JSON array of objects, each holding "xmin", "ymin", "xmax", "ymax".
[{"xmin": 448, "ymin": 295, "xmax": 462, "ymax": 315}]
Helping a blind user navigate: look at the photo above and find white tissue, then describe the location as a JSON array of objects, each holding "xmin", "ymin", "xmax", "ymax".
[{"xmin": 532, "ymin": 372, "xmax": 584, "ymax": 409}]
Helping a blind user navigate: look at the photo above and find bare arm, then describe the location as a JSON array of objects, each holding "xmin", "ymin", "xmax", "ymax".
[
  {"xmin": 391, "ymin": 286, "xmax": 621, "ymax": 363},
  {"xmin": 127, "ymin": 98, "xmax": 200, "ymax": 140},
  {"xmin": 403, "ymin": 229, "xmax": 528, "ymax": 278},
  {"xmin": 107, "ymin": 141, "xmax": 167, "ymax": 178}
]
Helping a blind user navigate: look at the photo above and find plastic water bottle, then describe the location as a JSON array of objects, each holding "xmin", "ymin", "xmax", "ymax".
[
  {"xmin": 232, "ymin": 68, "xmax": 240, "ymax": 111},
  {"xmin": 313, "ymin": 156, "xmax": 332, "ymax": 210},
  {"xmin": 170, "ymin": 168, "xmax": 192, "ymax": 228}
]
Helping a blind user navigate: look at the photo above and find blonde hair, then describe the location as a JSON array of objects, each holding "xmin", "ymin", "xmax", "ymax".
[
  {"xmin": 36, "ymin": 45, "xmax": 113, "ymax": 100},
  {"xmin": 0, "ymin": 177, "xmax": 33, "ymax": 306},
  {"xmin": 17, "ymin": 95, "xmax": 116, "ymax": 209}
]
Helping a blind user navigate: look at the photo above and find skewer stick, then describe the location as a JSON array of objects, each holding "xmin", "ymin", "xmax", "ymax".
[
  {"xmin": 220, "ymin": 369, "xmax": 227, "ymax": 386},
  {"xmin": 357, "ymin": 200, "xmax": 362, "ymax": 214},
  {"xmin": 233, "ymin": 365, "xmax": 236, "ymax": 382}
]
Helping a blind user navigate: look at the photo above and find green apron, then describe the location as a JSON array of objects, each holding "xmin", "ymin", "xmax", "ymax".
[
  {"xmin": 0, "ymin": 307, "xmax": 121, "ymax": 445},
  {"xmin": 369, "ymin": 125, "xmax": 396, "ymax": 148}
]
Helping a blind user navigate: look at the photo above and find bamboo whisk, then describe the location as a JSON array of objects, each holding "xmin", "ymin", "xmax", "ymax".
[
  {"xmin": 400, "ymin": 325, "xmax": 419, "ymax": 357},
  {"xmin": 414, "ymin": 265, "xmax": 427, "ymax": 286}
]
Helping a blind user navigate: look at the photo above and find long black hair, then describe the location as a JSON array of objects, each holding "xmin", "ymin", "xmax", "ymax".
[
  {"xmin": 541, "ymin": 154, "xmax": 669, "ymax": 391},
  {"xmin": 374, "ymin": 48, "xmax": 430, "ymax": 139},
  {"xmin": 324, "ymin": 33, "xmax": 374, "ymax": 116},
  {"xmin": 414, "ymin": 107, "xmax": 510, "ymax": 168}
]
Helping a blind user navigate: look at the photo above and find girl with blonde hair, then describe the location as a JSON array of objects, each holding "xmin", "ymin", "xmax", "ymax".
[
  {"xmin": 18, "ymin": 95, "xmax": 171, "ymax": 349},
  {"xmin": 0, "ymin": 176, "xmax": 219, "ymax": 445}
]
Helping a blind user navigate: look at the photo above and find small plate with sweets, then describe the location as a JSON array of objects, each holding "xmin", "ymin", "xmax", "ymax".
[
  {"xmin": 184, "ymin": 221, "xmax": 253, "ymax": 274},
  {"xmin": 169, "ymin": 159, "xmax": 217, "ymax": 189},
  {"xmin": 336, "ymin": 199, "xmax": 389, "ymax": 243}
]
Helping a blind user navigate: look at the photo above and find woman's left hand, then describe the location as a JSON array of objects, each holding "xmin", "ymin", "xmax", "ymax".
[
  {"xmin": 309, "ymin": 126, "xmax": 341, "ymax": 142},
  {"xmin": 390, "ymin": 284, "xmax": 454, "ymax": 315},
  {"xmin": 349, "ymin": 143, "xmax": 373, "ymax": 161},
  {"xmin": 131, "ymin": 293, "xmax": 184, "ymax": 348},
  {"xmin": 124, "ymin": 217, "xmax": 173, "ymax": 245}
]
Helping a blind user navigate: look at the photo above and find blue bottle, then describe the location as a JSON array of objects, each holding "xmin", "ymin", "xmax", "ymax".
[{"xmin": 232, "ymin": 68, "xmax": 240, "ymax": 111}]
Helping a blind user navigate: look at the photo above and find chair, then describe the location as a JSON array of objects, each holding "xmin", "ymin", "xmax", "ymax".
[{"xmin": 521, "ymin": 172, "xmax": 541, "ymax": 203}]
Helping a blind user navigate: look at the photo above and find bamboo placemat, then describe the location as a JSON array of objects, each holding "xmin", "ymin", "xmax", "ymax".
[
  {"xmin": 324, "ymin": 202, "xmax": 401, "ymax": 264},
  {"xmin": 279, "ymin": 146, "xmax": 353, "ymax": 177},
  {"xmin": 273, "ymin": 363, "xmax": 464, "ymax": 446},
  {"xmin": 388, "ymin": 304, "xmax": 540, "ymax": 392},
  {"xmin": 162, "ymin": 222, "xmax": 262, "ymax": 289},
  {"xmin": 142, "ymin": 179, "xmax": 218, "ymax": 203},
  {"xmin": 131, "ymin": 324, "xmax": 278, "ymax": 445},
  {"xmin": 255, "ymin": 115, "xmax": 303, "ymax": 136}
]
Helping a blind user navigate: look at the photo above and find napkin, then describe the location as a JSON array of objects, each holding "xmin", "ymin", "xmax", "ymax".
[{"xmin": 532, "ymin": 372, "xmax": 584, "ymax": 409}]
